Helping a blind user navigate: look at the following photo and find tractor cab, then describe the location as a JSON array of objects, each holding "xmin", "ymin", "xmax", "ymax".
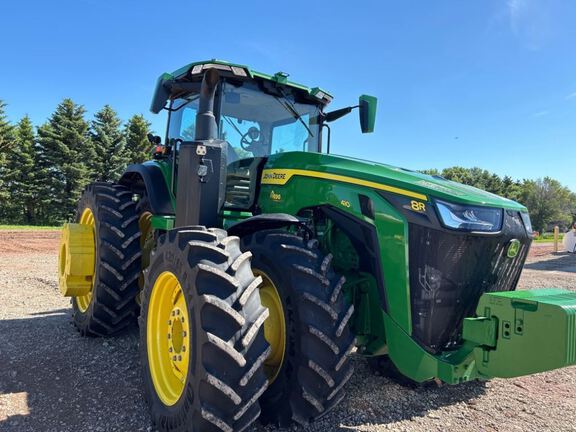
[
  {"xmin": 163, "ymin": 67, "xmax": 325, "ymax": 211},
  {"xmin": 149, "ymin": 60, "xmax": 377, "ymax": 216}
]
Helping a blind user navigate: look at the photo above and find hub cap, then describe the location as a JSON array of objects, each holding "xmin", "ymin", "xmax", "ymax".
[
  {"xmin": 147, "ymin": 271, "xmax": 190, "ymax": 406},
  {"xmin": 254, "ymin": 270, "xmax": 286, "ymax": 383}
]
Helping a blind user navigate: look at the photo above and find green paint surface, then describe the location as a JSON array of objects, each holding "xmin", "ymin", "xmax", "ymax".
[
  {"xmin": 466, "ymin": 288, "xmax": 576, "ymax": 378},
  {"xmin": 146, "ymin": 159, "xmax": 176, "ymax": 210},
  {"xmin": 263, "ymin": 152, "xmax": 527, "ymax": 209}
]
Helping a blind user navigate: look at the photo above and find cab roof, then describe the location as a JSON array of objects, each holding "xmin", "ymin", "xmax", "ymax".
[{"xmin": 150, "ymin": 59, "xmax": 333, "ymax": 113}]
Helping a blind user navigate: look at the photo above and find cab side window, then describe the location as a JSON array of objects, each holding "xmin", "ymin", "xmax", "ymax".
[{"xmin": 167, "ymin": 96, "xmax": 200, "ymax": 145}]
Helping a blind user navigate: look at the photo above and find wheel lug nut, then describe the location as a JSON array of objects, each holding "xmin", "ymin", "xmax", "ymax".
[
  {"xmin": 182, "ymin": 346, "xmax": 186, "ymax": 352},
  {"xmin": 168, "ymin": 334, "xmax": 171, "ymax": 339},
  {"xmin": 172, "ymin": 311, "xmax": 175, "ymax": 316},
  {"xmin": 169, "ymin": 347, "xmax": 173, "ymax": 352},
  {"xmin": 178, "ymin": 355, "xmax": 182, "ymax": 361},
  {"xmin": 182, "ymin": 331, "xmax": 187, "ymax": 337},
  {"xmin": 168, "ymin": 320, "xmax": 172, "ymax": 325},
  {"xmin": 176, "ymin": 310, "xmax": 180, "ymax": 315},
  {"xmin": 172, "ymin": 355, "xmax": 177, "ymax": 361}
]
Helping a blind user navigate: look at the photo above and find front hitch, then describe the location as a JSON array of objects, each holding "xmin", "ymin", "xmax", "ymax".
[{"xmin": 463, "ymin": 288, "xmax": 576, "ymax": 378}]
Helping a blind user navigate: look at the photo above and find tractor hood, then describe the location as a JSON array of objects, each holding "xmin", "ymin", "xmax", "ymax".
[{"xmin": 264, "ymin": 152, "xmax": 526, "ymax": 211}]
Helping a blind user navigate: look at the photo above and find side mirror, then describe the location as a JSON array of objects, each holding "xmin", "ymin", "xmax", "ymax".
[{"xmin": 359, "ymin": 95, "xmax": 377, "ymax": 134}]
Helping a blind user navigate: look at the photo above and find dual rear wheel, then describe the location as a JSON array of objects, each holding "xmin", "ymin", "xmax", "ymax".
[
  {"xmin": 66, "ymin": 183, "xmax": 141, "ymax": 336},
  {"xmin": 63, "ymin": 184, "xmax": 355, "ymax": 431}
]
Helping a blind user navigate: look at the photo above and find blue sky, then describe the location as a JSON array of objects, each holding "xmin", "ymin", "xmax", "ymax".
[{"xmin": 2, "ymin": 0, "xmax": 575, "ymax": 190}]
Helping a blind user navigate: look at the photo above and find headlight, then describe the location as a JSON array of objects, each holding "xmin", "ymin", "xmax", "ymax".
[
  {"xmin": 435, "ymin": 199, "xmax": 503, "ymax": 232},
  {"xmin": 520, "ymin": 212, "xmax": 533, "ymax": 234}
]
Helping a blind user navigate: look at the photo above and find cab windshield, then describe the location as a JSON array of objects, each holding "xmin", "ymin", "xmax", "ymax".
[
  {"xmin": 168, "ymin": 79, "xmax": 322, "ymax": 161},
  {"xmin": 219, "ymin": 80, "xmax": 321, "ymax": 162}
]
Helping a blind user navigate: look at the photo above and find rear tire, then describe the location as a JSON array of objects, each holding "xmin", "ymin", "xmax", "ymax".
[
  {"xmin": 72, "ymin": 182, "xmax": 141, "ymax": 336},
  {"xmin": 140, "ymin": 227, "xmax": 269, "ymax": 432},
  {"xmin": 241, "ymin": 230, "xmax": 356, "ymax": 427}
]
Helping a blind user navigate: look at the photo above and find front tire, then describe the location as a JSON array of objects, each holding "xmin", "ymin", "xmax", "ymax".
[
  {"xmin": 241, "ymin": 230, "xmax": 356, "ymax": 427},
  {"xmin": 140, "ymin": 227, "xmax": 269, "ymax": 432}
]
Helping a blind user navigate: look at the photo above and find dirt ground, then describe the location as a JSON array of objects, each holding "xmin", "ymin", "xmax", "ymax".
[{"xmin": 0, "ymin": 231, "xmax": 575, "ymax": 432}]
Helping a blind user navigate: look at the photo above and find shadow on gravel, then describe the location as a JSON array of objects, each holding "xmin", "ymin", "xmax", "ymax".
[
  {"xmin": 0, "ymin": 309, "xmax": 148, "ymax": 432},
  {"xmin": 524, "ymin": 252, "xmax": 576, "ymax": 274},
  {"xmin": 1, "ymin": 310, "xmax": 487, "ymax": 432},
  {"xmin": 283, "ymin": 356, "xmax": 488, "ymax": 432}
]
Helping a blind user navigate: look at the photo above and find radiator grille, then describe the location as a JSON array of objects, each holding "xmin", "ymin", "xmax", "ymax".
[{"xmin": 408, "ymin": 211, "xmax": 530, "ymax": 353}]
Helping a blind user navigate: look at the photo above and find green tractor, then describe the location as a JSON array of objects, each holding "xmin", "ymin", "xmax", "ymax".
[{"xmin": 58, "ymin": 60, "xmax": 576, "ymax": 431}]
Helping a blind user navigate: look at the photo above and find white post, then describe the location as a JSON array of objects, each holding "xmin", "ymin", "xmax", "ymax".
[{"xmin": 554, "ymin": 226, "xmax": 559, "ymax": 253}]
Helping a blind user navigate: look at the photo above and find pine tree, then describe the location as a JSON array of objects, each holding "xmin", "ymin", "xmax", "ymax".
[
  {"xmin": 36, "ymin": 98, "xmax": 93, "ymax": 223},
  {"xmin": 4, "ymin": 116, "xmax": 38, "ymax": 223},
  {"xmin": 89, "ymin": 105, "xmax": 128, "ymax": 181},
  {"xmin": 0, "ymin": 100, "xmax": 14, "ymax": 151},
  {"xmin": 0, "ymin": 100, "xmax": 15, "ymax": 222},
  {"xmin": 124, "ymin": 114, "xmax": 152, "ymax": 163}
]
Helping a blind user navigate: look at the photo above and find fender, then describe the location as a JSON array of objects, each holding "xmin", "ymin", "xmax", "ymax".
[
  {"xmin": 319, "ymin": 205, "xmax": 388, "ymax": 311},
  {"xmin": 119, "ymin": 163, "xmax": 174, "ymax": 215},
  {"xmin": 228, "ymin": 213, "xmax": 310, "ymax": 238}
]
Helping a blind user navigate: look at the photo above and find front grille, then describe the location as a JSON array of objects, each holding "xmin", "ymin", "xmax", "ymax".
[{"xmin": 408, "ymin": 211, "xmax": 530, "ymax": 353}]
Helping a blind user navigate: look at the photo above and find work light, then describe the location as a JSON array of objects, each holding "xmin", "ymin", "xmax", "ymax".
[{"xmin": 520, "ymin": 212, "xmax": 533, "ymax": 234}]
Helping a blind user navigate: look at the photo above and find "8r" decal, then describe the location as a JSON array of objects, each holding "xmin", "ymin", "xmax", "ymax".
[{"xmin": 410, "ymin": 200, "xmax": 426, "ymax": 212}]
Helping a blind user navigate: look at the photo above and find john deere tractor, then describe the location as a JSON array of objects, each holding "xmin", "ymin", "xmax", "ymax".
[{"xmin": 58, "ymin": 60, "xmax": 576, "ymax": 432}]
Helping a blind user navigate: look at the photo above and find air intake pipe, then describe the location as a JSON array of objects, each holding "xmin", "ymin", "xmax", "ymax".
[
  {"xmin": 195, "ymin": 68, "xmax": 219, "ymax": 141},
  {"xmin": 175, "ymin": 68, "xmax": 227, "ymax": 228}
]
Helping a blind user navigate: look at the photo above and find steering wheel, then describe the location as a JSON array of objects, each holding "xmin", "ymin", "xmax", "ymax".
[{"xmin": 240, "ymin": 126, "xmax": 261, "ymax": 150}]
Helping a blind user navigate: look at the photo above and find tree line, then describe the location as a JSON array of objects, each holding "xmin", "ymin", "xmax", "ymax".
[
  {"xmin": 423, "ymin": 167, "xmax": 576, "ymax": 233},
  {"xmin": 0, "ymin": 98, "xmax": 574, "ymax": 231},
  {"xmin": 0, "ymin": 99, "xmax": 153, "ymax": 225}
]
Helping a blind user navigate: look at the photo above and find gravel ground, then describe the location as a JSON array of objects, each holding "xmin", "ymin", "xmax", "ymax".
[{"xmin": 1, "ymin": 231, "xmax": 575, "ymax": 432}]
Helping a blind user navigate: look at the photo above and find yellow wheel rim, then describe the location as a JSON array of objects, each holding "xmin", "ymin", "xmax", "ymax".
[
  {"xmin": 255, "ymin": 270, "xmax": 286, "ymax": 383},
  {"xmin": 75, "ymin": 208, "xmax": 96, "ymax": 312},
  {"xmin": 147, "ymin": 271, "xmax": 190, "ymax": 406}
]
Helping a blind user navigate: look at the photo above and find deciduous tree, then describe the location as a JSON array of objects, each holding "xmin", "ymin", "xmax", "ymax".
[{"xmin": 521, "ymin": 178, "xmax": 576, "ymax": 232}]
